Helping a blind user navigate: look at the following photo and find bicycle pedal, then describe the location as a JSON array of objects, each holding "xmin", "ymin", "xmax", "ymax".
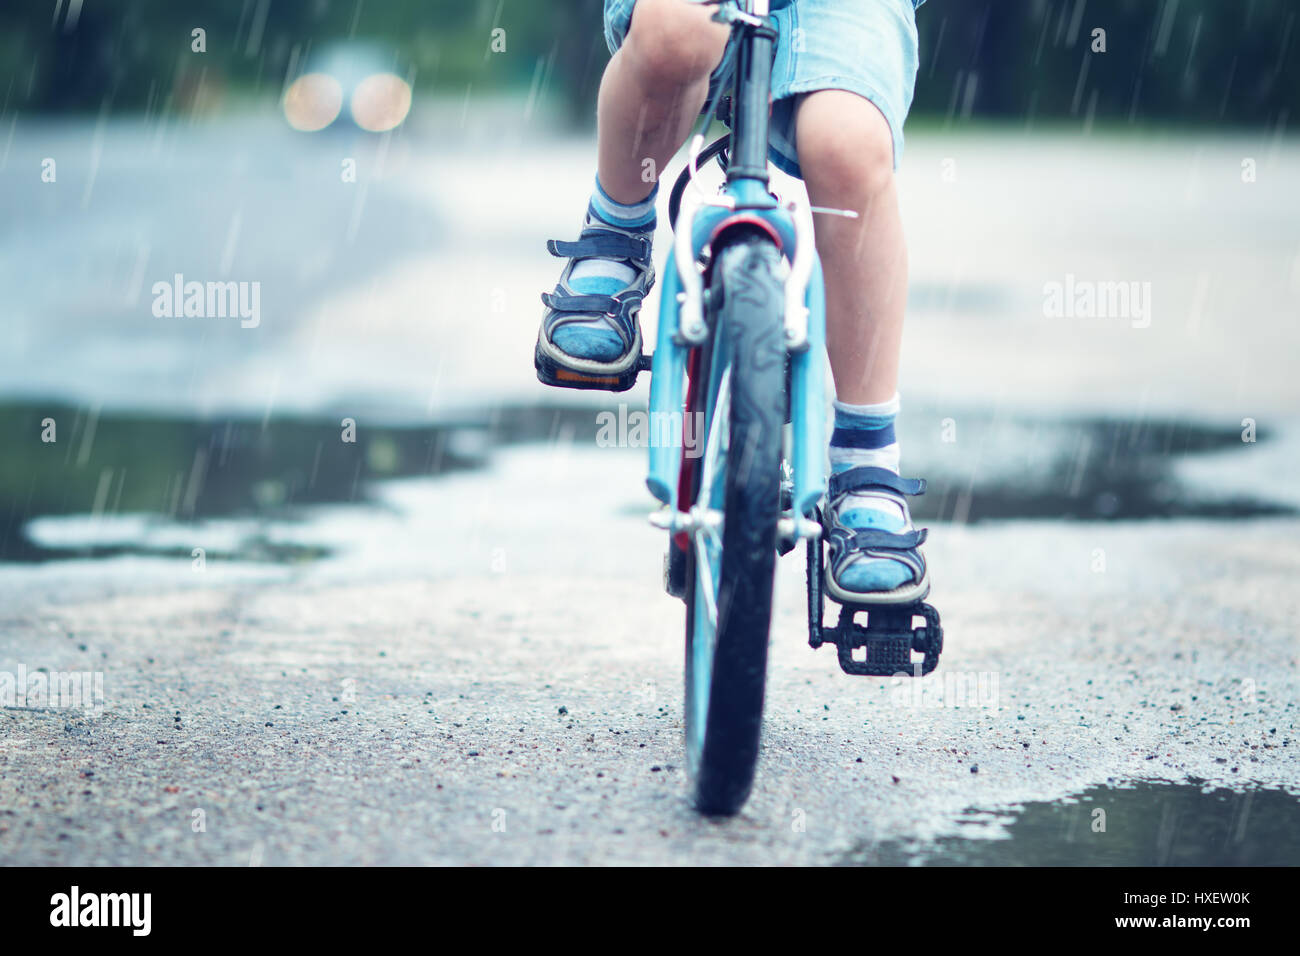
[
  {"xmin": 813, "ymin": 602, "xmax": 943, "ymax": 677},
  {"xmin": 533, "ymin": 347, "xmax": 649, "ymax": 393}
]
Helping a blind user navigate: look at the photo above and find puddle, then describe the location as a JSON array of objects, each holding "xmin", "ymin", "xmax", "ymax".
[
  {"xmin": 911, "ymin": 416, "xmax": 1294, "ymax": 523},
  {"xmin": 0, "ymin": 401, "xmax": 1290, "ymax": 564},
  {"xmin": 843, "ymin": 780, "xmax": 1300, "ymax": 866},
  {"xmin": 0, "ymin": 402, "xmax": 484, "ymax": 562}
]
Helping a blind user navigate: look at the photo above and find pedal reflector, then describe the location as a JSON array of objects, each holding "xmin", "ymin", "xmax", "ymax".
[{"xmin": 555, "ymin": 368, "xmax": 622, "ymax": 386}]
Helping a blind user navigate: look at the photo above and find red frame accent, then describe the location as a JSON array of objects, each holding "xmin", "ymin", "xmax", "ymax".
[
  {"xmin": 673, "ymin": 346, "xmax": 704, "ymax": 552},
  {"xmin": 708, "ymin": 214, "xmax": 783, "ymax": 252}
]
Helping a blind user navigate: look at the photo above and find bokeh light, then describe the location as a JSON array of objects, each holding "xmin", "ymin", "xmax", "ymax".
[
  {"xmin": 350, "ymin": 73, "xmax": 412, "ymax": 132},
  {"xmin": 283, "ymin": 73, "xmax": 344, "ymax": 131}
]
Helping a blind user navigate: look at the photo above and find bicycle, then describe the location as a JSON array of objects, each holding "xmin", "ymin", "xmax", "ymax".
[{"xmin": 541, "ymin": 0, "xmax": 944, "ymax": 816}]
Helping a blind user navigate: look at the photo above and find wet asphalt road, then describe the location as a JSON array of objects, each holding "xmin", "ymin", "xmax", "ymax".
[{"xmin": 0, "ymin": 444, "xmax": 1296, "ymax": 865}]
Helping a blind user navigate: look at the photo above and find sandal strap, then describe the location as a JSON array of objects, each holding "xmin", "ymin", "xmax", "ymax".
[
  {"xmin": 541, "ymin": 291, "xmax": 640, "ymax": 315},
  {"xmin": 547, "ymin": 233, "xmax": 652, "ymax": 264},
  {"xmin": 828, "ymin": 466, "xmax": 926, "ymax": 500},
  {"xmin": 541, "ymin": 290, "xmax": 643, "ymax": 351},
  {"xmin": 834, "ymin": 527, "xmax": 928, "ymax": 552},
  {"xmin": 827, "ymin": 524, "xmax": 928, "ymax": 586}
]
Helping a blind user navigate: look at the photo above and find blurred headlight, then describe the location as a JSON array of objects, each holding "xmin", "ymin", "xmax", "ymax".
[
  {"xmin": 283, "ymin": 73, "xmax": 344, "ymax": 131},
  {"xmin": 350, "ymin": 73, "xmax": 412, "ymax": 132}
]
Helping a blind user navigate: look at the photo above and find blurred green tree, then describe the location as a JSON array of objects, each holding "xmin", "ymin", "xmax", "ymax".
[{"xmin": 0, "ymin": 0, "xmax": 1294, "ymax": 128}]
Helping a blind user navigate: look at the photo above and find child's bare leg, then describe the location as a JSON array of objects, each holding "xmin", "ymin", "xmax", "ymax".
[
  {"xmin": 796, "ymin": 90, "xmax": 906, "ymax": 406},
  {"xmin": 795, "ymin": 90, "xmax": 927, "ymax": 602},
  {"xmin": 596, "ymin": 0, "xmax": 730, "ymax": 202},
  {"xmin": 539, "ymin": 0, "xmax": 728, "ymax": 368}
]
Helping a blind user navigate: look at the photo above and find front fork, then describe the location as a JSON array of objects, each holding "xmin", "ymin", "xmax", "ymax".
[{"xmin": 646, "ymin": 196, "xmax": 825, "ymax": 530}]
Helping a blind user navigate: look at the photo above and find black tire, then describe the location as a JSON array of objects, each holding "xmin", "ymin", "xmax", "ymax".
[
  {"xmin": 667, "ymin": 134, "xmax": 730, "ymax": 229},
  {"xmin": 683, "ymin": 232, "xmax": 786, "ymax": 815}
]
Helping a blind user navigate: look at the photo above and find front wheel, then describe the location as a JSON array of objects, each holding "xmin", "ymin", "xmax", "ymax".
[{"xmin": 683, "ymin": 233, "xmax": 787, "ymax": 815}]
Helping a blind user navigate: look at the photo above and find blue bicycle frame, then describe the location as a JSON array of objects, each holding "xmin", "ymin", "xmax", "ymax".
[
  {"xmin": 645, "ymin": 0, "xmax": 827, "ymax": 540},
  {"xmin": 645, "ymin": 208, "xmax": 827, "ymax": 524}
]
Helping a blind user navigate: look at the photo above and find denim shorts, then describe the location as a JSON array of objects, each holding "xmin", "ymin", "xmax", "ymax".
[{"xmin": 603, "ymin": 0, "xmax": 923, "ymax": 176}]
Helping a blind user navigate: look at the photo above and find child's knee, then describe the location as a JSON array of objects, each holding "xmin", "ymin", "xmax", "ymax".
[
  {"xmin": 623, "ymin": 0, "xmax": 729, "ymax": 89},
  {"xmin": 795, "ymin": 91, "xmax": 895, "ymax": 201}
]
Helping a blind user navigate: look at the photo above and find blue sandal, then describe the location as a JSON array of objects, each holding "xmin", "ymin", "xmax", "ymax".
[
  {"xmin": 534, "ymin": 226, "xmax": 654, "ymax": 392},
  {"xmin": 824, "ymin": 466, "xmax": 931, "ymax": 606}
]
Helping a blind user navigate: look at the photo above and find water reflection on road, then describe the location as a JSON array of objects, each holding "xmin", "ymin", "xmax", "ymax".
[
  {"xmin": 1, "ymin": 401, "xmax": 1292, "ymax": 564},
  {"xmin": 844, "ymin": 780, "xmax": 1300, "ymax": 866}
]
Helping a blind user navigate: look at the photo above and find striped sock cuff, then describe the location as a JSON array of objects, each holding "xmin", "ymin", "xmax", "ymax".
[
  {"xmin": 590, "ymin": 177, "xmax": 658, "ymax": 230},
  {"xmin": 832, "ymin": 394, "xmax": 900, "ymax": 431},
  {"xmin": 831, "ymin": 423, "xmax": 896, "ymax": 450},
  {"xmin": 830, "ymin": 395, "xmax": 901, "ymax": 471}
]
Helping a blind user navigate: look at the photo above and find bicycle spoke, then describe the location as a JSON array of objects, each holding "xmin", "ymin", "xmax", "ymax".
[
  {"xmin": 696, "ymin": 366, "xmax": 731, "ymax": 516},
  {"xmin": 693, "ymin": 365, "xmax": 731, "ymax": 633},
  {"xmin": 694, "ymin": 532, "xmax": 719, "ymax": 629}
]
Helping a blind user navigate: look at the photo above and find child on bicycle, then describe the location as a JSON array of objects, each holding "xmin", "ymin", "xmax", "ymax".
[{"xmin": 535, "ymin": 0, "xmax": 928, "ymax": 604}]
